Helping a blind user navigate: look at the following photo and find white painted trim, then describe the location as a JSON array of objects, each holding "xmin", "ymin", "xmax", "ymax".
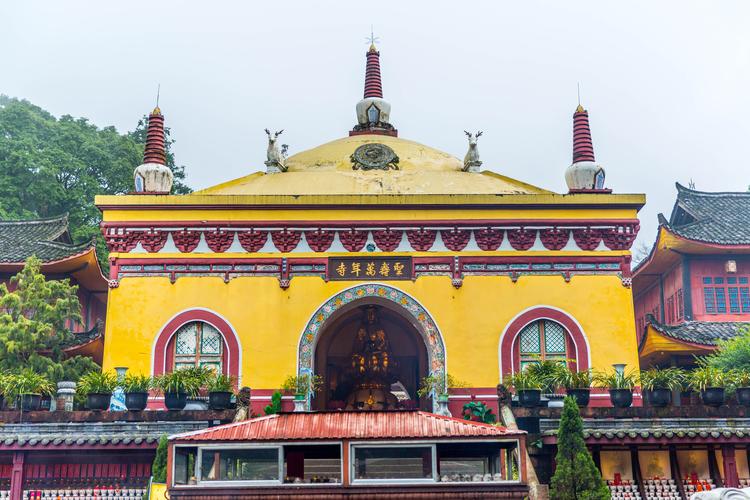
[
  {"xmin": 497, "ymin": 305, "xmax": 592, "ymax": 379},
  {"xmin": 150, "ymin": 307, "xmax": 244, "ymax": 386}
]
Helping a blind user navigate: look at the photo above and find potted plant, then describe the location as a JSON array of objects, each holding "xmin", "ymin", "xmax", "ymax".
[
  {"xmin": 507, "ymin": 371, "xmax": 543, "ymax": 408},
  {"xmin": 77, "ymin": 370, "xmax": 117, "ymax": 411},
  {"xmin": 525, "ymin": 360, "xmax": 567, "ymax": 407},
  {"xmin": 6, "ymin": 370, "xmax": 54, "ymax": 411},
  {"xmin": 155, "ymin": 368, "xmax": 205, "ymax": 411},
  {"xmin": 595, "ymin": 369, "xmax": 638, "ymax": 408},
  {"xmin": 283, "ymin": 373, "xmax": 324, "ymax": 412},
  {"xmin": 555, "ymin": 368, "xmax": 594, "ymax": 407},
  {"xmin": 640, "ymin": 367, "xmax": 685, "ymax": 408},
  {"xmin": 122, "ymin": 373, "xmax": 153, "ymax": 411},
  {"xmin": 689, "ymin": 365, "xmax": 727, "ymax": 407},
  {"xmin": 207, "ymin": 374, "xmax": 236, "ymax": 410},
  {"xmin": 729, "ymin": 370, "xmax": 750, "ymax": 406},
  {"xmin": 418, "ymin": 375, "xmax": 450, "ymax": 415}
]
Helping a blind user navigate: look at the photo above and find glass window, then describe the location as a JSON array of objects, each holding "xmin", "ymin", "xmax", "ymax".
[
  {"xmin": 677, "ymin": 289, "xmax": 684, "ymax": 320},
  {"xmin": 703, "ymin": 277, "xmax": 712, "ymax": 285},
  {"xmin": 729, "ymin": 287, "xmax": 740, "ymax": 313},
  {"xmin": 201, "ymin": 448, "xmax": 279, "ymax": 482},
  {"xmin": 518, "ymin": 320, "xmax": 569, "ymax": 370},
  {"xmin": 741, "ymin": 287, "xmax": 750, "ymax": 313},
  {"xmin": 704, "ymin": 287, "xmax": 716, "ymax": 314},
  {"xmin": 173, "ymin": 447, "xmax": 198, "ymax": 485},
  {"xmin": 716, "ymin": 288, "xmax": 727, "ymax": 313},
  {"xmin": 174, "ymin": 322, "xmax": 223, "ymax": 372},
  {"xmin": 715, "ymin": 277, "xmax": 725, "ymax": 285},
  {"xmin": 353, "ymin": 446, "xmax": 433, "ymax": 481},
  {"xmin": 283, "ymin": 444, "xmax": 341, "ymax": 484}
]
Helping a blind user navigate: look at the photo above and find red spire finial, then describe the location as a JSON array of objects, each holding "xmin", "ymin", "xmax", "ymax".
[
  {"xmin": 363, "ymin": 43, "xmax": 383, "ymax": 99},
  {"xmin": 143, "ymin": 107, "xmax": 166, "ymax": 165},
  {"xmin": 572, "ymin": 105, "xmax": 595, "ymax": 163}
]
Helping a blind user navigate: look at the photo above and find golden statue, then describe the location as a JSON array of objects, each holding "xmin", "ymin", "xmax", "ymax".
[{"xmin": 345, "ymin": 306, "xmax": 399, "ymax": 410}]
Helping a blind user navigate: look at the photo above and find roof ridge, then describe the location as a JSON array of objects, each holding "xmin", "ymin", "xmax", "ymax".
[
  {"xmin": 676, "ymin": 182, "xmax": 750, "ymax": 198},
  {"xmin": 0, "ymin": 213, "xmax": 69, "ymax": 226}
]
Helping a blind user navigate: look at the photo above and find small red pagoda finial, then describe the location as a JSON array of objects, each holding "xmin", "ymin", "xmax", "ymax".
[
  {"xmin": 363, "ymin": 43, "xmax": 383, "ymax": 99},
  {"xmin": 143, "ymin": 107, "xmax": 166, "ymax": 165},
  {"xmin": 572, "ymin": 105, "xmax": 596, "ymax": 163}
]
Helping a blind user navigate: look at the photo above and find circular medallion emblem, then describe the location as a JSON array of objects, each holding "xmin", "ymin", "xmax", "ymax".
[{"xmin": 350, "ymin": 143, "xmax": 400, "ymax": 171}]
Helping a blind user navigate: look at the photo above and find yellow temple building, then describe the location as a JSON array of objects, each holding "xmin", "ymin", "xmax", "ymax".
[{"xmin": 95, "ymin": 42, "xmax": 645, "ymax": 413}]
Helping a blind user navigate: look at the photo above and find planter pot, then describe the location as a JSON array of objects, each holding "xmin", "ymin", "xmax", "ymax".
[
  {"xmin": 208, "ymin": 391, "xmax": 233, "ymax": 410},
  {"xmin": 164, "ymin": 392, "xmax": 187, "ymax": 411},
  {"xmin": 293, "ymin": 395, "xmax": 306, "ymax": 412},
  {"xmin": 86, "ymin": 392, "xmax": 112, "ymax": 411},
  {"xmin": 517, "ymin": 389, "xmax": 541, "ymax": 408},
  {"xmin": 566, "ymin": 388, "xmax": 591, "ymax": 407},
  {"xmin": 701, "ymin": 387, "xmax": 725, "ymax": 407},
  {"xmin": 125, "ymin": 392, "xmax": 149, "ymax": 411},
  {"xmin": 737, "ymin": 387, "xmax": 750, "ymax": 407},
  {"xmin": 436, "ymin": 394, "xmax": 451, "ymax": 416},
  {"xmin": 609, "ymin": 389, "xmax": 633, "ymax": 408},
  {"xmin": 647, "ymin": 388, "xmax": 672, "ymax": 408},
  {"xmin": 20, "ymin": 394, "xmax": 41, "ymax": 411}
]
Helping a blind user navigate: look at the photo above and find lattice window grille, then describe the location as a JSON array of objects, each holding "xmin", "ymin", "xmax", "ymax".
[{"xmin": 173, "ymin": 321, "xmax": 223, "ymax": 372}]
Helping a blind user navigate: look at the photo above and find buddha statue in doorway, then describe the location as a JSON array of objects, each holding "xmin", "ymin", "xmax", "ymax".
[{"xmin": 345, "ymin": 306, "xmax": 399, "ymax": 410}]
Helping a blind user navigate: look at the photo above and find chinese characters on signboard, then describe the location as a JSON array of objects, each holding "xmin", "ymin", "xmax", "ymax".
[{"xmin": 328, "ymin": 257, "xmax": 412, "ymax": 281}]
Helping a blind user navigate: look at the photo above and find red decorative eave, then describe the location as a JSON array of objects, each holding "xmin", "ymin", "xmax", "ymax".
[
  {"xmin": 143, "ymin": 107, "xmax": 166, "ymax": 165},
  {"xmin": 172, "ymin": 411, "xmax": 523, "ymax": 443}
]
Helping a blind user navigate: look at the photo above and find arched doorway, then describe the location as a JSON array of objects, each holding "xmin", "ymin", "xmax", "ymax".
[{"xmin": 298, "ymin": 284, "xmax": 446, "ymax": 411}]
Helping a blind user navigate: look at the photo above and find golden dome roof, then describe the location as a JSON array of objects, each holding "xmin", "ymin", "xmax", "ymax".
[{"xmin": 196, "ymin": 135, "xmax": 549, "ymax": 196}]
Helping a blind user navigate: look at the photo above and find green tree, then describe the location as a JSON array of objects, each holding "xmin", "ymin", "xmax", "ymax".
[
  {"xmin": 0, "ymin": 95, "xmax": 191, "ymax": 269},
  {"xmin": 152, "ymin": 435, "xmax": 169, "ymax": 483},
  {"xmin": 703, "ymin": 325, "xmax": 750, "ymax": 371},
  {"xmin": 550, "ymin": 396, "xmax": 610, "ymax": 500},
  {"xmin": 0, "ymin": 256, "xmax": 98, "ymax": 381}
]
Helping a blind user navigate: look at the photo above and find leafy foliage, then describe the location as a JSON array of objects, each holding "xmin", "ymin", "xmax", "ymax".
[
  {"xmin": 505, "ymin": 370, "xmax": 542, "ymax": 391},
  {"xmin": 264, "ymin": 391, "xmax": 283, "ymax": 415},
  {"xmin": 687, "ymin": 365, "xmax": 727, "ymax": 391},
  {"xmin": 282, "ymin": 373, "xmax": 324, "ymax": 396},
  {"xmin": 0, "ymin": 95, "xmax": 191, "ymax": 269},
  {"xmin": 76, "ymin": 370, "xmax": 118, "ymax": 395},
  {"xmin": 207, "ymin": 373, "xmax": 236, "ymax": 393},
  {"xmin": 154, "ymin": 366, "xmax": 211, "ymax": 397},
  {"xmin": 461, "ymin": 401, "xmax": 496, "ymax": 424},
  {"xmin": 555, "ymin": 368, "xmax": 594, "ymax": 390},
  {"xmin": 550, "ymin": 396, "xmax": 610, "ymax": 499},
  {"xmin": 594, "ymin": 369, "xmax": 639, "ymax": 390},
  {"xmin": 3, "ymin": 369, "xmax": 54, "ymax": 399},
  {"xmin": 703, "ymin": 326, "xmax": 750, "ymax": 372},
  {"xmin": 152, "ymin": 435, "xmax": 168, "ymax": 483},
  {"xmin": 417, "ymin": 374, "xmax": 447, "ymax": 398},
  {"xmin": 0, "ymin": 256, "xmax": 99, "ymax": 381},
  {"xmin": 525, "ymin": 360, "xmax": 567, "ymax": 393},
  {"xmin": 122, "ymin": 373, "xmax": 153, "ymax": 393},
  {"xmin": 639, "ymin": 367, "xmax": 685, "ymax": 391}
]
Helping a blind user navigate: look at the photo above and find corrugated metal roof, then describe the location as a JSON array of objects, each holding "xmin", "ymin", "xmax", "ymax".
[{"xmin": 172, "ymin": 411, "xmax": 523, "ymax": 442}]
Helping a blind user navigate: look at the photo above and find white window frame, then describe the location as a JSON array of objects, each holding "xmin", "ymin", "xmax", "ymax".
[{"xmin": 171, "ymin": 441, "xmax": 344, "ymax": 488}]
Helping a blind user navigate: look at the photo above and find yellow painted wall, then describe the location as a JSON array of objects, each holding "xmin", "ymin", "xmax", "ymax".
[{"xmin": 102, "ymin": 271, "xmax": 640, "ymax": 387}]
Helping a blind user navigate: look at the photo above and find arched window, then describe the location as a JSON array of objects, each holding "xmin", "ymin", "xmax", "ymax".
[
  {"xmin": 174, "ymin": 321, "xmax": 223, "ymax": 372},
  {"xmin": 518, "ymin": 320, "xmax": 569, "ymax": 370}
]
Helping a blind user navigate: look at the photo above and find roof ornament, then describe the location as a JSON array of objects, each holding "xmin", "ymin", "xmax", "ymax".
[
  {"xmin": 350, "ymin": 143, "xmax": 399, "ymax": 171},
  {"xmin": 564, "ymin": 96, "xmax": 610, "ymax": 193},
  {"xmin": 133, "ymin": 92, "xmax": 174, "ymax": 194},
  {"xmin": 350, "ymin": 31, "xmax": 397, "ymax": 137},
  {"xmin": 463, "ymin": 130, "xmax": 483, "ymax": 173},
  {"xmin": 264, "ymin": 128, "xmax": 288, "ymax": 174}
]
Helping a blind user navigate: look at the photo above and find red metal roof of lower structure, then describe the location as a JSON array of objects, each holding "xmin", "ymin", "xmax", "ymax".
[{"xmin": 171, "ymin": 411, "xmax": 524, "ymax": 442}]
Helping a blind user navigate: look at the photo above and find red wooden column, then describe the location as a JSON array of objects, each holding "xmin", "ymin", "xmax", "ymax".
[
  {"xmin": 9, "ymin": 452, "xmax": 24, "ymax": 500},
  {"xmin": 722, "ymin": 445, "xmax": 740, "ymax": 488}
]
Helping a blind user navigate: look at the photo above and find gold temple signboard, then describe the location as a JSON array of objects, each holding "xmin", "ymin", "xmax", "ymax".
[{"xmin": 328, "ymin": 257, "xmax": 412, "ymax": 281}]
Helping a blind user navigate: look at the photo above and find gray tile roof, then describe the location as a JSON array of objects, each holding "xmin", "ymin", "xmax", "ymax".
[
  {"xmin": 61, "ymin": 320, "xmax": 103, "ymax": 349},
  {"xmin": 0, "ymin": 421, "xmax": 207, "ymax": 449},
  {"xmin": 646, "ymin": 314, "xmax": 748, "ymax": 346},
  {"xmin": 542, "ymin": 418, "xmax": 750, "ymax": 440},
  {"xmin": 0, "ymin": 214, "xmax": 94, "ymax": 263},
  {"xmin": 666, "ymin": 183, "xmax": 750, "ymax": 245}
]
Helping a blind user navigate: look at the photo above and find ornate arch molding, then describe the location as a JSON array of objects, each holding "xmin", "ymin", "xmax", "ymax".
[
  {"xmin": 152, "ymin": 308, "xmax": 242, "ymax": 382},
  {"xmin": 499, "ymin": 306, "xmax": 590, "ymax": 376},
  {"xmin": 298, "ymin": 284, "xmax": 447, "ymax": 405}
]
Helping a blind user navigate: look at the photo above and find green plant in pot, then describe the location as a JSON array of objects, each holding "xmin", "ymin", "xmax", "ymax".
[
  {"xmin": 555, "ymin": 368, "xmax": 594, "ymax": 407},
  {"xmin": 640, "ymin": 367, "xmax": 684, "ymax": 408},
  {"xmin": 207, "ymin": 374, "xmax": 236, "ymax": 410},
  {"xmin": 594, "ymin": 369, "xmax": 638, "ymax": 408},
  {"xmin": 417, "ymin": 375, "xmax": 448, "ymax": 401},
  {"xmin": 155, "ymin": 368, "xmax": 206, "ymax": 411},
  {"xmin": 507, "ymin": 371, "xmax": 543, "ymax": 408},
  {"xmin": 122, "ymin": 373, "xmax": 153, "ymax": 411},
  {"xmin": 77, "ymin": 370, "xmax": 117, "ymax": 411},
  {"xmin": 688, "ymin": 365, "xmax": 727, "ymax": 407},
  {"xmin": 729, "ymin": 370, "xmax": 750, "ymax": 407},
  {"xmin": 5, "ymin": 370, "xmax": 54, "ymax": 411},
  {"xmin": 283, "ymin": 373, "xmax": 323, "ymax": 411}
]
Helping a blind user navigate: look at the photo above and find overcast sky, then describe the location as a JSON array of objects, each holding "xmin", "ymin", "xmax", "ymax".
[{"xmin": 3, "ymin": 1, "xmax": 750, "ymax": 252}]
